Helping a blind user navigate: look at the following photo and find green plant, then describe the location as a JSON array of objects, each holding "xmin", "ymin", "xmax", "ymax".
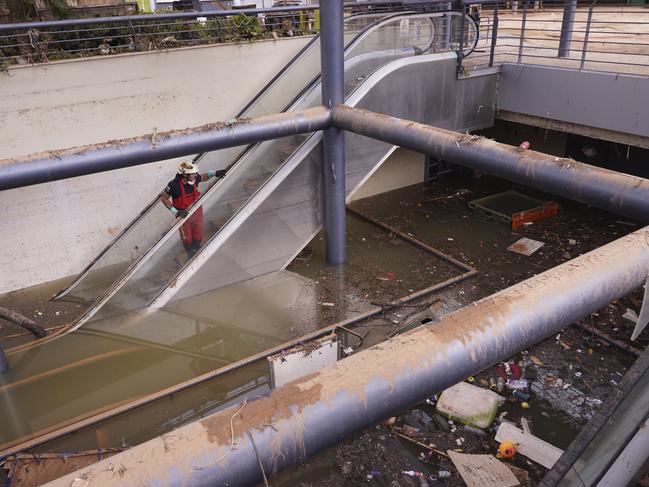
[{"xmin": 230, "ymin": 13, "xmax": 263, "ymax": 40}]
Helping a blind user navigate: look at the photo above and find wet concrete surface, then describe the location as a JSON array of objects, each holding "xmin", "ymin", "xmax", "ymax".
[
  {"xmin": 0, "ymin": 205, "xmax": 461, "ymax": 462},
  {"xmin": 1, "ymin": 174, "xmax": 646, "ymax": 486},
  {"xmin": 266, "ymin": 174, "xmax": 644, "ymax": 487}
]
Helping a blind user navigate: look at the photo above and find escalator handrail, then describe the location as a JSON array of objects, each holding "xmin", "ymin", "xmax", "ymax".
[
  {"xmin": 146, "ymin": 14, "xmax": 468, "ymax": 307},
  {"xmin": 50, "ymin": 11, "xmax": 395, "ymax": 301},
  {"xmin": 52, "ymin": 10, "xmax": 437, "ymax": 301},
  {"xmin": 229, "ymin": 10, "xmax": 408, "ymax": 123}
]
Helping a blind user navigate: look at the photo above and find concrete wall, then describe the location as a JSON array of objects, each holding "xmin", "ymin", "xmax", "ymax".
[
  {"xmin": 350, "ymin": 148, "xmax": 425, "ymax": 201},
  {"xmin": 498, "ymin": 64, "xmax": 649, "ymax": 139},
  {"xmin": 0, "ymin": 38, "xmax": 312, "ymax": 294}
]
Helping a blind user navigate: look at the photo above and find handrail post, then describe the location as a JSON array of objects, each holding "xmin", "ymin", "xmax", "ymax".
[
  {"xmin": 580, "ymin": 0, "xmax": 597, "ymax": 69},
  {"xmin": 517, "ymin": 0, "xmax": 530, "ymax": 64},
  {"xmin": 457, "ymin": 0, "xmax": 466, "ymax": 76},
  {"xmin": 489, "ymin": 1, "xmax": 499, "ymax": 67}
]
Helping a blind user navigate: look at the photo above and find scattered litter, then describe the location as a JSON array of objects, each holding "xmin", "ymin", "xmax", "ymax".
[
  {"xmin": 448, "ymin": 451, "xmax": 520, "ymax": 487},
  {"xmin": 530, "ymin": 355, "xmax": 543, "ymax": 367},
  {"xmin": 518, "ymin": 141, "xmax": 530, "ymax": 152},
  {"xmin": 568, "ymin": 239, "xmax": 577, "ymax": 246},
  {"xmin": 376, "ymin": 271, "xmax": 396, "ymax": 282},
  {"xmin": 506, "ymin": 379, "xmax": 529, "ymax": 391},
  {"xmin": 623, "ymin": 308, "xmax": 639, "ymax": 324},
  {"xmin": 320, "ymin": 302, "xmax": 335, "ymax": 307},
  {"xmin": 521, "ymin": 417, "xmax": 531, "ymax": 435},
  {"xmin": 436, "ymin": 381, "xmax": 504, "ymax": 428},
  {"xmin": 495, "ymin": 423, "xmax": 563, "ymax": 469},
  {"xmin": 513, "ymin": 390, "xmax": 530, "ymax": 401},
  {"xmin": 498, "ymin": 441, "xmax": 517, "ymax": 459},
  {"xmin": 507, "ymin": 238, "xmax": 545, "ymax": 256}
]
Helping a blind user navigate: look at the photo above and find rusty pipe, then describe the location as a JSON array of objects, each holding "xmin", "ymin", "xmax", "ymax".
[
  {"xmin": 332, "ymin": 106, "xmax": 649, "ymax": 222},
  {"xmin": 46, "ymin": 226, "xmax": 649, "ymax": 487},
  {"xmin": 0, "ymin": 107, "xmax": 332, "ymax": 191}
]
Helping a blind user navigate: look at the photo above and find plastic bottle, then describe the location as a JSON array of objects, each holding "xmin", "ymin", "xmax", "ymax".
[
  {"xmin": 506, "ymin": 378, "xmax": 529, "ymax": 391},
  {"xmin": 513, "ymin": 390, "xmax": 530, "ymax": 401},
  {"xmin": 402, "ymin": 470, "xmax": 422, "ymax": 477},
  {"xmin": 497, "ymin": 376, "xmax": 505, "ymax": 392}
]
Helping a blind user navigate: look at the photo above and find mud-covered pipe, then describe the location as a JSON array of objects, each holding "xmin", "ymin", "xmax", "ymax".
[
  {"xmin": 0, "ymin": 306, "xmax": 47, "ymax": 338},
  {"xmin": 46, "ymin": 227, "xmax": 649, "ymax": 487},
  {"xmin": 332, "ymin": 106, "xmax": 649, "ymax": 222},
  {"xmin": 320, "ymin": 0, "xmax": 347, "ymax": 264},
  {"xmin": 0, "ymin": 106, "xmax": 332, "ymax": 191}
]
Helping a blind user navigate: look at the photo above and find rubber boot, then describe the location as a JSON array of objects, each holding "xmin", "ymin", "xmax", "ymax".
[{"xmin": 188, "ymin": 240, "xmax": 202, "ymax": 258}]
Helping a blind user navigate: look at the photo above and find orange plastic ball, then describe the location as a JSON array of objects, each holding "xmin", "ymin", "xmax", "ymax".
[{"xmin": 498, "ymin": 441, "xmax": 517, "ymax": 459}]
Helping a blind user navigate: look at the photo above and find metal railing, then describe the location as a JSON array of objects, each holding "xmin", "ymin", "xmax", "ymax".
[
  {"xmin": 458, "ymin": 0, "xmax": 649, "ymax": 77},
  {"xmin": 0, "ymin": 2, "xmax": 448, "ymax": 66}
]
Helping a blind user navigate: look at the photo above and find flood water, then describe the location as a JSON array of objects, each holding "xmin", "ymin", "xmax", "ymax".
[{"xmin": 0, "ymin": 212, "xmax": 459, "ymax": 454}]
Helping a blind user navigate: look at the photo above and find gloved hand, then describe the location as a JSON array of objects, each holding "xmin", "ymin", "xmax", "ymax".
[
  {"xmin": 208, "ymin": 169, "xmax": 227, "ymax": 179},
  {"xmin": 176, "ymin": 209, "xmax": 189, "ymax": 218}
]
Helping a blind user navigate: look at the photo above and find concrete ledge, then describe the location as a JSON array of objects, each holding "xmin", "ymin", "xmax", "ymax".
[{"xmin": 498, "ymin": 64, "xmax": 649, "ymax": 139}]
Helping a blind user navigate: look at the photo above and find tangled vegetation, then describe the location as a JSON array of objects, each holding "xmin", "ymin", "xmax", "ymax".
[{"xmin": 0, "ymin": 10, "xmax": 316, "ymax": 66}]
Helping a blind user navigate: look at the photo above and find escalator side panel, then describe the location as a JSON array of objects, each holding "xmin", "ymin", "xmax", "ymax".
[{"xmin": 166, "ymin": 53, "xmax": 497, "ymax": 303}]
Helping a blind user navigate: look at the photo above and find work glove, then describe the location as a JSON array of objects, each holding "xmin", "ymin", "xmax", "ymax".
[
  {"xmin": 208, "ymin": 169, "xmax": 227, "ymax": 179},
  {"xmin": 170, "ymin": 207, "xmax": 189, "ymax": 218}
]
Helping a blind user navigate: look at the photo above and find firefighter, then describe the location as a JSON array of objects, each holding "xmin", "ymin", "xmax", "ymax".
[{"xmin": 160, "ymin": 161, "xmax": 225, "ymax": 257}]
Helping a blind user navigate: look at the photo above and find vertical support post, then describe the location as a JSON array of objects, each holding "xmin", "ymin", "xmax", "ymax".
[
  {"xmin": 517, "ymin": 0, "xmax": 529, "ymax": 64},
  {"xmin": 580, "ymin": 1, "xmax": 596, "ymax": 69},
  {"xmin": 442, "ymin": 1, "xmax": 452, "ymax": 49},
  {"xmin": 489, "ymin": 1, "xmax": 499, "ymax": 67},
  {"xmin": 457, "ymin": 0, "xmax": 466, "ymax": 76},
  {"xmin": 320, "ymin": 0, "xmax": 346, "ymax": 264},
  {"xmin": 558, "ymin": 0, "xmax": 577, "ymax": 58}
]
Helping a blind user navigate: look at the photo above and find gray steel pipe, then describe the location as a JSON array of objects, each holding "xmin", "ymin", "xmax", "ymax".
[
  {"xmin": 320, "ymin": 0, "xmax": 347, "ymax": 264},
  {"xmin": 0, "ymin": 107, "xmax": 331, "ymax": 191},
  {"xmin": 558, "ymin": 0, "xmax": 578, "ymax": 58},
  {"xmin": 332, "ymin": 106, "xmax": 649, "ymax": 221},
  {"xmin": 47, "ymin": 226, "xmax": 649, "ymax": 487}
]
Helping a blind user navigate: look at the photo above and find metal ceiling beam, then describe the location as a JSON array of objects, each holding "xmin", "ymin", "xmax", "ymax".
[
  {"xmin": 0, "ymin": 106, "xmax": 331, "ymax": 191},
  {"xmin": 332, "ymin": 105, "xmax": 649, "ymax": 222}
]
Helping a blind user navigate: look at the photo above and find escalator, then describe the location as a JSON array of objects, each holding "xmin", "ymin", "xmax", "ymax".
[{"xmin": 49, "ymin": 10, "xmax": 479, "ymax": 333}]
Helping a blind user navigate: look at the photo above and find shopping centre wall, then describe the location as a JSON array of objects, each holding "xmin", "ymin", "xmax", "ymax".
[{"xmin": 0, "ymin": 38, "xmax": 425, "ymax": 293}]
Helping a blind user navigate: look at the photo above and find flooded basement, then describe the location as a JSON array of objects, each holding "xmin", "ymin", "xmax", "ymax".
[{"xmin": 0, "ymin": 174, "xmax": 645, "ymax": 486}]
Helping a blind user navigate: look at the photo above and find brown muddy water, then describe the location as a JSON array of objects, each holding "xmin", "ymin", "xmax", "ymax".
[{"xmin": 0, "ymin": 212, "xmax": 458, "ymax": 455}]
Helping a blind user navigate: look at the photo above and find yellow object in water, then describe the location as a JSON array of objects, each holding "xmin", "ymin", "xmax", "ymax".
[{"xmin": 498, "ymin": 441, "xmax": 517, "ymax": 459}]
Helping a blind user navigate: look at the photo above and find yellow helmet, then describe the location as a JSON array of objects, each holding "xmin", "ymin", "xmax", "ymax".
[{"xmin": 177, "ymin": 161, "xmax": 199, "ymax": 175}]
